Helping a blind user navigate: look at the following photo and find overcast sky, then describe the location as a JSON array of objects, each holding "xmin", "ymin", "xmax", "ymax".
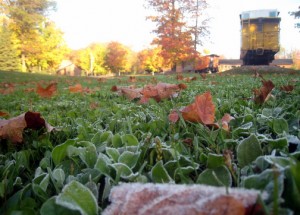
[{"xmin": 50, "ymin": 0, "xmax": 300, "ymax": 58}]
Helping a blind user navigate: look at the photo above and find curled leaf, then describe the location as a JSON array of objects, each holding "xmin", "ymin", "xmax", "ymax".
[
  {"xmin": 221, "ymin": 113, "xmax": 234, "ymax": 131},
  {"xmin": 280, "ymin": 85, "xmax": 294, "ymax": 92},
  {"xmin": 253, "ymin": 80, "xmax": 275, "ymax": 105},
  {"xmin": 0, "ymin": 111, "xmax": 54, "ymax": 144}
]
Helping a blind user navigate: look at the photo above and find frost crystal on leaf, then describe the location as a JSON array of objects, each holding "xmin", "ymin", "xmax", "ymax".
[{"xmin": 103, "ymin": 183, "xmax": 266, "ymax": 215}]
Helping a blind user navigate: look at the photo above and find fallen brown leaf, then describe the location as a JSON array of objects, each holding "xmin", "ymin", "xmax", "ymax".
[
  {"xmin": 280, "ymin": 85, "xmax": 294, "ymax": 92},
  {"xmin": 176, "ymin": 74, "xmax": 184, "ymax": 80},
  {"xmin": 221, "ymin": 113, "xmax": 234, "ymax": 131},
  {"xmin": 128, "ymin": 76, "xmax": 137, "ymax": 83},
  {"xmin": 103, "ymin": 183, "xmax": 266, "ymax": 215},
  {"xmin": 113, "ymin": 82, "xmax": 186, "ymax": 104},
  {"xmin": 181, "ymin": 91, "xmax": 216, "ymax": 125},
  {"xmin": 69, "ymin": 83, "xmax": 83, "ymax": 93},
  {"xmin": 0, "ymin": 111, "xmax": 9, "ymax": 117},
  {"xmin": 0, "ymin": 83, "xmax": 15, "ymax": 95},
  {"xmin": 36, "ymin": 82, "xmax": 57, "ymax": 98},
  {"xmin": 0, "ymin": 111, "xmax": 54, "ymax": 144},
  {"xmin": 253, "ymin": 80, "xmax": 275, "ymax": 105},
  {"xmin": 168, "ymin": 110, "xmax": 180, "ymax": 123},
  {"xmin": 121, "ymin": 88, "xmax": 142, "ymax": 101}
]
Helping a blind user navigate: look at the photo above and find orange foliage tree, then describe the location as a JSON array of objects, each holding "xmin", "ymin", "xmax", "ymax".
[
  {"xmin": 105, "ymin": 41, "xmax": 130, "ymax": 75},
  {"xmin": 146, "ymin": 0, "xmax": 207, "ymax": 70}
]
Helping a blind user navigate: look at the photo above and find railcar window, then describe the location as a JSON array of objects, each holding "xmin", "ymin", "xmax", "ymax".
[
  {"xmin": 269, "ymin": 11, "xmax": 277, "ymax": 17},
  {"xmin": 243, "ymin": 13, "xmax": 249, "ymax": 19}
]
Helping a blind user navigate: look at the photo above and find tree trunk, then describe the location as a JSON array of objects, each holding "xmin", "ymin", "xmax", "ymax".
[
  {"xmin": 176, "ymin": 62, "xmax": 183, "ymax": 73},
  {"xmin": 21, "ymin": 53, "xmax": 26, "ymax": 72}
]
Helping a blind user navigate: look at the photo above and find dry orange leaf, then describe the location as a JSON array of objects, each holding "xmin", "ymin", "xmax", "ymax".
[
  {"xmin": 36, "ymin": 82, "xmax": 57, "ymax": 98},
  {"xmin": 176, "ymin": 74, "xmax": 184, "ymax": 80},
  {"xmin": 111, "ymin": 85, "xmax": 118, "ymax": 92},
  {"xmin": 178, "ymin": 83, "xmax": 187, "ymax": 90},
  {"xmin": 141, "ymin": 83, "xmax": 182, "ymax": 103},
  {"xmin": 221, "ymin": 113, "xmax": 234, "ymax": 131},
  {"xmin": 97, "ymin": 78, "xmax": 107, "ymax": 83},
  {"xmin": 121, "ymin": 88, "xmax": 142, "ymax": 101},
  {"xmin": 0, "ymin": 83, "xmax": 15, "ymax": 95},
  {"xmin": 280, "ymin": 85, "xmax": 294, "ymax": 92},
  {"xmin": 253, "ymin": 80, "xmax": 275, "ymax": 105},
  {"xmin": 0, "ymin": 111, "xmax": 54, "ymax": 144},
  {"xmin": 128, "ymin": 76, "xmax": 137, "ymax": 83},
  {"xmin": 103, "ymin": 183, "xmax": 265, "ymax": 215},
  {"xmin": 113, "ymin": 82, "xmax": 185, "ymax": 104},
  {"xmin": 0, "ymin": 111, "xmax": 9, "ymax": 117},
  {"xmin": 183, "ymin": 76, "xmax": 197, "ymax": 82},
  {"xmin": 182, "ymin": 91, "xmax": 215, "ymax": 124},
  {"xmin": 24, "ymin": 88, "xmax": 35, "ymax": 93},
  {"xmin": 168, "ymin": 110, "xmax": 180, "ymax": 123},
  {"xmin": 69, "ymin": 83, "xmax": 83, "ymax": 93},
  {"xmin": 169, "ymin": 92, "xmax": 219, "ymax": 127}
]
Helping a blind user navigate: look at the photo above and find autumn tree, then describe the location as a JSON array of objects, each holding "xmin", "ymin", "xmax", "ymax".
[
  {"xmin": 0, "ymin": 18, "xmax": 21, "ymax": 71},
  {"xmin": 89, "ymin": 43, "xmax": 107, "ymax": 75},
  {"xmin": 146, "ymin": 0, "xmax": 205, "ymax": 70},
  {"xmin": 105, "ymin": 41, "xmax": 130, "ymax": 75},
  {"xmin": 1, "ymin": 0, "xmax": 58, "ymax": 72},
  {"xmin": 25, "ymin": 21, "xmax": 68, "ymax": 72},
  {"xmin": 70, "ymin": 43, "xmax": 107, "ymax": 76},
  {"xmin": 137, "ymin": 46, "xmax": 165, "ymax": 73}
]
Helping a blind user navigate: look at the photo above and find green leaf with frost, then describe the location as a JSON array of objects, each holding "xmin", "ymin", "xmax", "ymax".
[
  {"xmin": 197, "ymin": 165, "xmax": 232, "ymax": 187},
  {"xmin": 237, "ymin": 134, "xmax": 262, "ymax": 167},
  {"xmin": 56, "ymin": 181, "xmax": 98, "ymax": 215},
  {"xmin": 151, "ymin": 160, "xmax": 174, "ymax": 183},
  {"xmin": 52, "ymin": 139, "xmax": 76, "ymax": 165}
]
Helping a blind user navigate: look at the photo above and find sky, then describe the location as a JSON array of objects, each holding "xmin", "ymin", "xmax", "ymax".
[{"xmin": 50, "ymin": 0, "xmax": 300, "ymax": 59}]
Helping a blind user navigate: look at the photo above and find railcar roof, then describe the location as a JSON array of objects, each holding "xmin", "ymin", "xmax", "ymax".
[{"xmin": 240, "ymin": 9, "xmax": 279, "ymax": 20}]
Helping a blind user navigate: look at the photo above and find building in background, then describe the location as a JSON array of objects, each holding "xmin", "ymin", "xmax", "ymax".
[{"xmin": 56, "ymin": 60, "xmax": 82, "ymax": 76}]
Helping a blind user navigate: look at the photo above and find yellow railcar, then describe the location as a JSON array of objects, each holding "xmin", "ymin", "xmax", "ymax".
[{"xmin": 240, "ymin": 9, "xmax": 281, "ymax": 65}]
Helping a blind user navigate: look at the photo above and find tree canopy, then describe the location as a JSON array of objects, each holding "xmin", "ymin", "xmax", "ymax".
[
  {"xmin": 0, "ymin": 0, "xmax": 67, "ymax": 72},
  {"xmin": 146, "ymin": 0, "xmax": 209, "ymax": 69},
  {"xmin": 0, "ymin": 21, "xmax": 21, "ymax": 71}
]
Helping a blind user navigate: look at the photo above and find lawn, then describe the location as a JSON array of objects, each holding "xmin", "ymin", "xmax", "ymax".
[{"xmin": 0, "ymin": 68, "xmax": 300, "ymax": 214}]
